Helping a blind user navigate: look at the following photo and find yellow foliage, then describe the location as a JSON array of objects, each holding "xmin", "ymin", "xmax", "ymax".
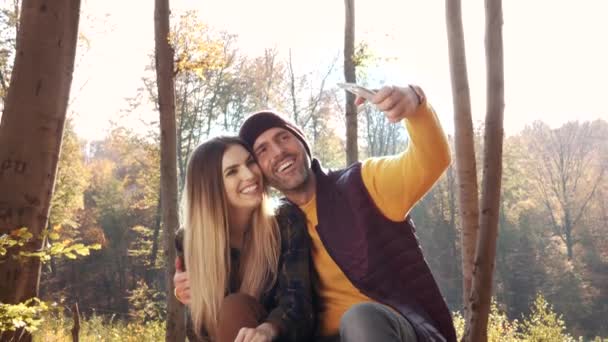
[
  {"xmin": 0, "ymin": 227, "xmax": 102, "ymax": 263},
  {"xmin": 454, "ymin": 296, "xmax": 581, "ymax": 341},
  {"xmin": 171, "ymin": 11, "xmax": 228, "ymax": 78},
  {"xmin": 0, "ymin": 298, "xmax": 49, "ymax": 334},
  {"xmin": 33, "ymin": 312, "xmax": 165, "ymax": 342}
]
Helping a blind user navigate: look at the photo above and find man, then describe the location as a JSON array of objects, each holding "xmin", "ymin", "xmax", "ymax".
[{"xmin": 175, "ymin": 85, "xmax": 456, "ymax": 342}]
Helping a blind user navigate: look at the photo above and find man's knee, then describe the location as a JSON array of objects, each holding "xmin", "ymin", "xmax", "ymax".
[
  {"xmin": 340, "ymin": 302, "xmax": 387, "ymax": 340},
  {"xmin": 339, "ymin": 302, "xmax": 417, "ymax": 342}
]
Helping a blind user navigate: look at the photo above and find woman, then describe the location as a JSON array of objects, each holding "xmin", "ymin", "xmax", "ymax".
[{"xmin": 175, "ymin": 136, "xmax": 314, "ymax": 342}]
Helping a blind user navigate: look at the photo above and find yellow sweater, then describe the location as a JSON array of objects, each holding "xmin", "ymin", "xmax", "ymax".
[{"xmin": 299, "ymin": 102, "xmax": 451, "ymax": 336}]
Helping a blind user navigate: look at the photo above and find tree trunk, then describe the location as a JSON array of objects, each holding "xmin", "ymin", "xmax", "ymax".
[
  {"xmin": 445, "ymin": 0, "xmax": 480, "ymax": 328},
  {"xmin": 288, "ymin": 48, "xmax": 300, "ymax": 125},
  {"xmin": 154, "ymin": 0, "xmax": 185, "ymax": 340},
  {"xmin": 0, "ymin": 0, "xmax": 81, "ymax": 340},
  {"xmin": 71, "ymin": 302, "xmax": 80, "ymax": 342},
  {"xmin": 464, "ymin": 0, "xmax": 504, "ymax": 340},
  {"xmin": 344, "ymin": 0, "xmax": 357, "ymax": 165},
  {"xmin": 147, "ymin": 194, "xmax": 162, "ymax": 284},
  {"xmin": 564, "ymin": 217, "xmax": 574, "ymax": 260},
  {"xmin": 446, "ymin": 165, "xmax": 462, "ymax": 309}
]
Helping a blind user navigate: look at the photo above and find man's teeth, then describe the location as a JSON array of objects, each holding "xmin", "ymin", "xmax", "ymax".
[
  {"xmin": 278, "ymin": 161, "xmax": 294, "ymax": 172},
  {"xmin": 241, "ymin": 184, "xmax": 258, "ymax": 194}
]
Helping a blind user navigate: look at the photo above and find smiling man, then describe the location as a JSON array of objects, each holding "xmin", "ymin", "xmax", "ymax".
[{"xmin": 175, "ymin": 84, "xmax": 457, "ymax": 342}]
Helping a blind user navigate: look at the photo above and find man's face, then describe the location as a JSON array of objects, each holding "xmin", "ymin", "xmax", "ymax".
[{"xmin": 252, "ymin": 127, "xmax": 311, "ymax": 192}]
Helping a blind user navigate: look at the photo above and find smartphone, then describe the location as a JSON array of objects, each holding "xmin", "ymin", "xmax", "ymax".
[{"xmin": 337, "ymin": 82, "xmax": 376, "ymax": 101}]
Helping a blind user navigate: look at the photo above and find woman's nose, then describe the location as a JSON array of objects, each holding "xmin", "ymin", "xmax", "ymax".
[{"xmin": 241, "ymin": 165, "xmax": 257, "ymax": 180}]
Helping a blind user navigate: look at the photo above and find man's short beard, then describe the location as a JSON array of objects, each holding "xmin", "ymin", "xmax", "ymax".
[{"xmin": 270, "ymin": 166, "xmax": 311, "ymax": 194}]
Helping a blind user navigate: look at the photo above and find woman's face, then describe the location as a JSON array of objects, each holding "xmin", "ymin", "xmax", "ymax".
[{"xmin": 221, "ymin": 144, "xmax": 263, "ymax": 211}]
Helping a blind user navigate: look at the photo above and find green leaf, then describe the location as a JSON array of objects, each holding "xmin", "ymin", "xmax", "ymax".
[
  {"xmin": 49, "ymin": 244, "xmax": 65, "ymax": 254},
  {"xmin": 71, "ymin": 243, "xmax": 85, "ymax": 250},
  {"xmin": 12, "ymin": 318, "xmax": 26, "ymax": 328},
  {"xmin": 89, "ymin": 243, "xmax": 102, "ymax": 250},
  {"xmin": 74, "ymin": 247, "xmax": 90, "ymax": 256},
  {"xmin": 64, "ymin": 252, "xmax": 77, "ymax": 259},
  {"xmin": 11, "ymin": 227, "xmax": 33, "ymax": 240},
  {"xmin": 19, "ymin": 251, "xmax": 46, "ymax": 259}
]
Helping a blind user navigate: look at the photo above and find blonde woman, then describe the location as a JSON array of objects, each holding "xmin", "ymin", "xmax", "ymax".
[{"xmin": 175, "ymin": 136, "xmax": 314, "ymax": 342}]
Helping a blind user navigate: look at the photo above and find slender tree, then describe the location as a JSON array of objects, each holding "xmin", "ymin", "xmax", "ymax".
[
  {"xmin": 287, "ymin": 49, "xmax": 338, "ymax": 139},
  {"xmin": 464, "ymin": 0, "xmax": 505, "ymax": 340},
  {"xmin": 445, "ymin": 0, "xmax": 480, "ymax": 328},
  {"xmin": 0, "ymin": 0, "xmax": 81, "ymax": 340},
  {"xmin": 153, "ymin": 0, "xmax": 185, "ymax": 340},
  {"xmin": 363, "ymin": 106, "xmax": 405, "ymax": 157},
  {"xmin": 344, "ymin": 0, "xmax": 357, "ymax": 165}
]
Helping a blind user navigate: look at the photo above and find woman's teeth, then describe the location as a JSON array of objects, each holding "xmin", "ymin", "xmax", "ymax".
[{"xmin": 241, "ymin": 184, "xmax": 258, "ymax": 194}]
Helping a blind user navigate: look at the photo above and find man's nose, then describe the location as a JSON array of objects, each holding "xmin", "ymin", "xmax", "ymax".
[{"xmin": 268, "ymin": 143, "xmax": 284, "ymax": 160}]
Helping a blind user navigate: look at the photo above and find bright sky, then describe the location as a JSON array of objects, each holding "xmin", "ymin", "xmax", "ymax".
[{"xmin": 69, "ymin": 0, "xmax": 608, "ymax": 140}]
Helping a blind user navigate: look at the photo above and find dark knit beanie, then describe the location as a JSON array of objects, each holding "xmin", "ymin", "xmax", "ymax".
[{"xmin": 239, "ymin": 110, "xmax": 311, "ymax": 157}]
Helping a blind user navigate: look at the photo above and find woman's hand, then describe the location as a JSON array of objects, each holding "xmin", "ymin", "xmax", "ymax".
[{"xmin": 234, "ymin": 322, "xmax": 278, "ymax": 342}]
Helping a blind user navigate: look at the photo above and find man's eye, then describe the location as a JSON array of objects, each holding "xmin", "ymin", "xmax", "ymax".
[{"xmin": 246, "ymin": 159, "xmax": 256, "ymax": 166}]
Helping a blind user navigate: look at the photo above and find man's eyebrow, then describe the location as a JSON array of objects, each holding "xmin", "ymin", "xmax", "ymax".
[
  {"xmin": 254, "ymin": 141, "xmax": 267, "ymax": 152},
  {"xmin": 275, "ymin": 130, "xmax": 293, "ymax": 141}
]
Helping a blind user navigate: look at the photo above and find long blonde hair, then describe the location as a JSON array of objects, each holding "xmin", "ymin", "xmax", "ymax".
[{"xmin": 181, "ymin": 136, "xmax": 280, "ymax": 338}]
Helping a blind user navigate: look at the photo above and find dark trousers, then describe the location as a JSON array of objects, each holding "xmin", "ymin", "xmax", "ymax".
[{"xmin": 317, "ymin": 302, "xmax": 418, "ymax": 342}]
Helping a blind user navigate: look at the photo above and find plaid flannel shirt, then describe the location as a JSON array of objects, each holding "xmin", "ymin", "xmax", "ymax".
[{"xmin": 262, "ymin": 200, "xmax": 315, "ymax": 341}]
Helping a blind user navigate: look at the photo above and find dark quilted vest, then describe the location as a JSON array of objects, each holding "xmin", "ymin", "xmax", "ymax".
[{"xmin": 312, "ymin": 160, "xmax": 456, "ymax": 342}]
